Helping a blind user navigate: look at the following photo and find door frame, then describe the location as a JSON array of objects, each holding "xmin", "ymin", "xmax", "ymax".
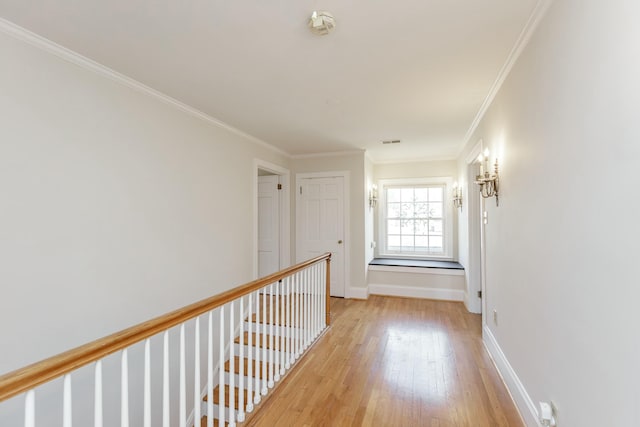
[
  {"xmin": 295, "ymin": 171, "xmax": 350, "ymax": 297},
  {"xmin": 465, "ymin": 140, "xmax": 486, "ymax": 319},
  {"xmin": 253, "ymin": 159, "xmax": 290, "ymax": 279},
  {"xmin": 465, "ymin": 140, "xmax": 485, "ymax": 318}
]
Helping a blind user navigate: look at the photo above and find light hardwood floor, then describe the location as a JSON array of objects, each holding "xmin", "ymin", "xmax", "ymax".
[{"xmin": 243, "ymin": 296, "xmax": 523, "ymax": 427}]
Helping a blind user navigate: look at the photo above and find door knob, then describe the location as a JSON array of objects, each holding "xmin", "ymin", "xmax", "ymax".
[{"xmin": 338, "ymin": 240, "xmax": 343, "ymax": 244}]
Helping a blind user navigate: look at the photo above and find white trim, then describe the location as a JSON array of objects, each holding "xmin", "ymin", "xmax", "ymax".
[
  {"xmin": 464, "ymin": 141, "xmax": 484, "ymax": 315},
  {"xmin": 253, "ymin": 159, "xmax": 291, "ymax": 279},
  {"xmin": 368, "ymin": 265, "xmax": 464, "ymax": 276},
  {"xmin": 371, "ymin": 154, "xmax": 457, "ymax": 165},
  {"xmin": 295, "ymin": 171, "xmax": 350, "ymax": 298},
  {"xmin": 459, "ymin": 0, "xmax": 555, "ymax": 154},
  {"xmin": 346, "ymin": 286, "xmax": 369, "ymax": 300},
  {"xmin": 369, "ymin": 284, "xmax": 464, "ymax": 302},
  {"xmin": 377, "ymin": 177, "xmax": 454, "ymax": 259},
  {"xmin": 0, "ymin": 17, "xmax": 290, "ymax": 159},
  {"xmin": 483, "ymin": 326, "xmax": 540, "ymax": 426},
  {"xmin": 291, "ymin": 150, "xmax": 365, "ymax": 159},
  {"xmin": 465, "ymin": 139, "xmax": 484, "ymax": 165}
]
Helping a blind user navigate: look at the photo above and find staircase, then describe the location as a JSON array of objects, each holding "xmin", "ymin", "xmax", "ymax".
[
  {"xmin": 0, "ymin": 254, "xmax": 330, "ymax": 427},
  {"xmin": 201, "ymin": 287, "xmax": 326, "ymax": 427}
]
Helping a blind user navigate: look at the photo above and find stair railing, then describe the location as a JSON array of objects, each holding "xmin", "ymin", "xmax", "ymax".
[{"xmin": 0, "ymin": 253, "xmax": 331, "ymax": 427}]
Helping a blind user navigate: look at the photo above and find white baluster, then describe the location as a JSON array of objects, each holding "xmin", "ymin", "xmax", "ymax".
[
  {"xmin": 179, "ymin": 324, "xmax": 186, "ymax": 427},
  {"xmin": 319, "ymin": 263, "xmax": 323, "ymax": 332},
  {"xmin": 298, "ymin": 271, "xmax": 307, "ymax": 358},
  {"xmin": 268, "ymin": 284, "xmax": 274, "ymax": 388},
  {"xmin": 309, "ymin": 265, "xmax": 316, "ymax": 344},
  {"xmin": 295, "ymin": 273, "xmax": 300, "ymax": 360},
  {"xmin": 315, "ymin": 264, "xmax": 319, "ymax": 337},
  {"xmin": 194, "ymin": 317, "xmax": 201, "ymax": 426},
  {"xmin": 284, "ymin": 276, "xmax": 290, "ymax": 370},
  {"xmin": 24, "ymin": 390, "xmax": 35, "ymax": 427},
  {"xmin": 63, "ymin": 374, "xmax": 72, "ymax": 427},
  {"xmin": 312, "ymin": 265, "xmax": 316, "ymax": 338},
  {"xmin": 247, "ymin": 292, "xmax": 255, "ymax": 411},
  {"xmin": 94, "ymin": 361, "xmax": 102, "ymax": 427},
  {"xmin": 261, "ymin": 288, "xmax": 267, "ymax": 395},
  {"xmin": 144, "ymin": 339, "xmax": 151, "ymax": 427},
  {"xmin": 218, "ymin": 306, "xmax": 225, "ymax": 426},
  {"xmin": 238, "ymin": 296, "xmax": 246, "ymax": 422},
  {"xmin": 304, "ymin": 268, "xmax": 311, "ymax": 350},
  {"xmin": 121, "ymin": 350, "xmax": 129, "ymax": 427},
  {"xmin": 308, "ymin": 267, "xmax": 313, "ymax": 341},
  {"xmin": 229, "ymin": 301, "xmax": 236, "ymax": 427},
  {"xmin": 163, "ymin": 331, "xmax": 171, "ymax": 427},
  {"xmin": 207, "ymin": 312, "xmax": 213, "ymax": 427},
  {"xmin": 274, "ymin": 281, "xmax": 281, "ymax": 380},
  {"xmin": 253, "ymin": 290, "xmax": 261, "ymax": 405},
  {"xmin": 323, "ymin": 262, "xmax": 327, "ymax": 328}
]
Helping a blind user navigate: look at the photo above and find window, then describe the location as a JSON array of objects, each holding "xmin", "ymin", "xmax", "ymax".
[{"xmin": 378, "ymin": 178, "xmax": 453, "ymax": 259}]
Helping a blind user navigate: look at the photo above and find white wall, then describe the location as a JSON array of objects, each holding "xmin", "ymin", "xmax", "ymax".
[
  {"xmin": 291, "ymin": 152, "xmax": 367, "ymax": 296},
  {"xmin": 458, "ymin": 0, "xmax": 640, "ymax": 425},
  {"xmin": 0, "ymin": 28, "xmax": 289, "ymax": 425}
]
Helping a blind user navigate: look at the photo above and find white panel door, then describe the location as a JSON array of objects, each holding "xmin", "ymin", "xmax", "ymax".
[
  {"xmin": 297, "ymin": 176, "xmax": 345, "ymax": 297},
  {"xmin": 258, "ymin": 175, "xmax": 280, "ymax": 277}
]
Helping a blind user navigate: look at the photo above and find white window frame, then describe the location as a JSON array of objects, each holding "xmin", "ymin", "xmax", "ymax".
[{"xmin": 377, "ymin": 177, "xmax": 454, "ymax": 260}]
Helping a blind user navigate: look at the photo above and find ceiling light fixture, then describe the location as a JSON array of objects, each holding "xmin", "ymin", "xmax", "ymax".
[
  {"xmin": 309, "ymin": 11, "xmax": 336, "ymax": 35},
  {"xmin": 382, "ymin": 140, "xmax": 401, "ymax": 144}
]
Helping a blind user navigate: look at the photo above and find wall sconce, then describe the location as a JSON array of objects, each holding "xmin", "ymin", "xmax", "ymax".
[
  {"xmin": 475, "ymin": 148, "xmax": 500, "ymax": 206},
  {"xmin": 369, "ymin": 184, "xmax": 378, "ymax": 209},
  {"xmin": 452, "ymin": 182, "xmax": 463, "ymax": 210}
]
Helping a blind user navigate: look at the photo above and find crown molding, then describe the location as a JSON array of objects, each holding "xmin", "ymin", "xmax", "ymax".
[
  {"xmin": 459, "ymin": 0, "xmax": 555, "ymax": 156},
  {"xmin": 0, "ymin": 17, "xmax": 291, "ymax": 158},
  {"xmin": 371, "ymin": 154, "xmax": 457, "ymax": 165},
  {"xmin": 291, "ymin": 149, "xmax": 365, "ymax": 159}
]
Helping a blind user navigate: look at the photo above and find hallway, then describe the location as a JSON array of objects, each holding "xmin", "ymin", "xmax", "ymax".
[{"xmin": 245, "ymin": 296, "xmax": 522, "ymax": 426}]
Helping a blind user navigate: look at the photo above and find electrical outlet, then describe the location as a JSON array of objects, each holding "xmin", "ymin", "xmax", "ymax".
[
  {"xmin": 539, "ymin": 401, "xmax": 558, "ymax": 426},
  {"xmin": 493, "ymin": 309, "xmax": 498, "ymax": 325}
]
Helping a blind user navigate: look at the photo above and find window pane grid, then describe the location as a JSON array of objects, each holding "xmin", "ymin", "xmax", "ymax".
[{"xmin": 385, "ymin": 185, "xmax": 446, "ymax": 255}]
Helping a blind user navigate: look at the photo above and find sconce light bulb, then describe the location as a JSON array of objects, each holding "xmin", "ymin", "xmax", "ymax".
[
  {"xmin": 483, "ymin": 147, "xmax": 490, "ymax": 158},
  {"xmin": 453, "ymin": 181, "xmax": 458, "ymax": 189}
]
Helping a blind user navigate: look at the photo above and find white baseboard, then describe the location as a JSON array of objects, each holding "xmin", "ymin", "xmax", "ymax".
[
  {"xmin": 368, "ymin": 284, "xmax": 464, "ymax": 301},
  {"xmin": 483, "ymin": 326, "xmax": 540, "ymax": 427},
  {"xmin": 346, "ymin": 286, "xmax": 369, "ymax": 300}
]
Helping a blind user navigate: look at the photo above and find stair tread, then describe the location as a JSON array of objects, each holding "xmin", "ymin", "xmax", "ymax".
[
  {"xmin": 224, "ymin": 356, "xmax": 278, "ymax": 379},
  {"xmin": 204, "ymin": 384, "xmax": 250, "ymax": 408},
  {"xmin": 200, "ymin": 417, "xmax": 227, "ymax": 427},
  {"xmin": 234, "ymin": 331, "xmax": 298, "ymax": 349}
]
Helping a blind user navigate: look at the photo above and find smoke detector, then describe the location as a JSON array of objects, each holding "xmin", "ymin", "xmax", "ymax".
[{"xmin": 309, "ymin": 11, "xmax": 336, "ymax": 35}]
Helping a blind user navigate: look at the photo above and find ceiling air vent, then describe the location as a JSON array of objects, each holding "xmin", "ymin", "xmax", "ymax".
[{"xmin": 382, "ymin": 140, "xmax": 401, "ymax": 144}]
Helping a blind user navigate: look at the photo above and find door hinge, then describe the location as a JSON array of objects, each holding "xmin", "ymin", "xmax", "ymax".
[
  {"xmin": 300, "ymin": 186, "xmax": 302, "ymax": 195},
  {"xmin": 277, "ymin": 183, "xmax": 282, "ymax": 190},
  {"xmin": 477, "ymin": 290, "xmax": 482, "ymax": 298}
]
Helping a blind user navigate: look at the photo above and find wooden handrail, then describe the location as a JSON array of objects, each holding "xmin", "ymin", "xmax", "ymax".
[{"xmin": 0, "ymin": 252, "xmax": 331, "ymax": 403}]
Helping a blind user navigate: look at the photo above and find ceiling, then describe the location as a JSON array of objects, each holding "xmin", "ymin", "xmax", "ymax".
[{"xmin": 0, "ymin": 1, "xmax": 538, "ymax": 162}]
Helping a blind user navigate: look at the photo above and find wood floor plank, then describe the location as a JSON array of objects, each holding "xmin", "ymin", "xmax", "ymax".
[{"xmin": 243, "ymin": 296, "xmax": 524, "ymax": 427}]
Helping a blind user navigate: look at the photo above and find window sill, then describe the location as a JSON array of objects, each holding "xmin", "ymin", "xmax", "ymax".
[{"xmin": 368, "ymin": 258, "xmax": 464, "ymax": 276}]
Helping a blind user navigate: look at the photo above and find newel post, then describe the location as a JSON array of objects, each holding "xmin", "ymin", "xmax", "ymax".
[{"xmin": 325, "ymin": 255, "xmax": 331, "ymax": 326}]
